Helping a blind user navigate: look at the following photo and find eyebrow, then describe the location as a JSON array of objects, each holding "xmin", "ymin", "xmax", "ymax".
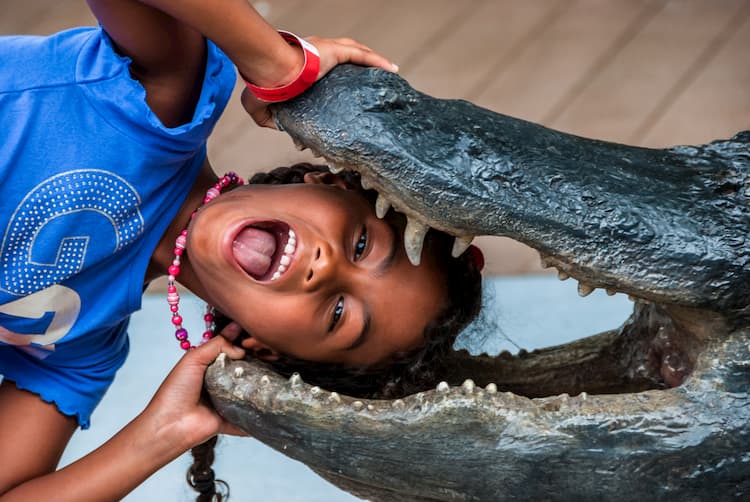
[
  {"xmin": 348, "ymin": 222, "xmax": 397, "ymax": 350},
  {"xmin": 373, "ymin": 223, "xmax": 398, "ymax": 278},
  {"xmin": 347, "ymin": 311, "xmax": 371, "ymax": 351}
]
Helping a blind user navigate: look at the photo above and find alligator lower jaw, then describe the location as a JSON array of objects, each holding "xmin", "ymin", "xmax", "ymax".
[{"xmin": 205, "ymin": 322, "xmax": 749, "ymax": 500}]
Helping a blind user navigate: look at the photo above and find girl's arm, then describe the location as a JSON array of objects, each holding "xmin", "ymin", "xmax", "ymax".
[
  {"xmin": 87, "ymin": 0, "xmax": 396, "ymax": 127},
  {"xmin": 0, "ymin": 337, "xmax": 246, "ymax": 501}
]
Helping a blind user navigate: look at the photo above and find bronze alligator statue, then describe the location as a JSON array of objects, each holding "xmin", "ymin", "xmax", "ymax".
[{"xmin": 205, "ymin": 65, "xmax": 750, "ymax": 501}]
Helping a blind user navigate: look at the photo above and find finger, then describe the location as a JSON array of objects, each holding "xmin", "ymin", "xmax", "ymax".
[
  {"xmin": 319, "ymin": 41, "xmax": 396, "ymax": 73},
  {"xmin": 217, "ymin": 321, "xmax": 242, "ymax": 342},
  {"xmin": 189, "ymin": 336, "xmax": 245, "ymax": 366},
  {"xmin": 331, "ymin": 37, "xmax": 373, "ymax": 52},
  {"xmin": 218, "ymin": 421, "xmax": 251, "ymax": 437},
  {"xmin": 251, "ymin": 107, "xmax": 277, "ymax": 129},
  {"xmin": 309, "ymin": 35, "xmax": 375, "ymax": 55},
  {"xmin": 240, "ymin": 88, "xmax": 278, "ymax": 130},
  {"xmin": 338, "ymin": 45, "xmax": 398, "ymax": 72}
]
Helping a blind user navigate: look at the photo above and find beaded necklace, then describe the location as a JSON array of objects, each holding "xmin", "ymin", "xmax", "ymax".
[{"xmin": 166, "ymin": 172, "xmax": 244, "ymax": 350}]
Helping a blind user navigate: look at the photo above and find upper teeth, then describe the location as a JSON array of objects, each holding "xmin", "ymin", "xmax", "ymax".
[{"xmin": 271, "ymin": 229, "xmax": 296, "ymax": 281}]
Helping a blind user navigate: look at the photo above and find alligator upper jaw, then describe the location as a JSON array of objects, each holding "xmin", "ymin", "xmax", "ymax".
[{"xmin": 272, "ymin": 65, "xmax": 750, "ymax": 313}]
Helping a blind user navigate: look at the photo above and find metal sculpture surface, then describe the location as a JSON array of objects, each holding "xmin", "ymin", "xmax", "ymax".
[{"xmin": 206, "ymin": 65, "xmax": 750, "ymax": 501}]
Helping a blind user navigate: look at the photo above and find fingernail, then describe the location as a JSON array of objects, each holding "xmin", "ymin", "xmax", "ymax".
[{"xmin": 391, "ymin": 63, "xmax": 399, "ymax": 72}]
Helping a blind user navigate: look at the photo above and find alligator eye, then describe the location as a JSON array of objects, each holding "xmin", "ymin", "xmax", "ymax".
[
  {"xmin": 354, "ymin": 227, "xmax": 367, "ymax": 260},
  {"xmin": 329, "ymin": 296, "xmax": 344, "ymax": 332}
]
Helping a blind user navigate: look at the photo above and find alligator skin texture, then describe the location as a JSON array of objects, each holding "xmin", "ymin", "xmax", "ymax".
[{"xmin": 206, "ymin": 65, "xmax": 750, "ymax": 501}]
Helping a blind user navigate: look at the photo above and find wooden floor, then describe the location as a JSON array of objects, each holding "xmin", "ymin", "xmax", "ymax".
[{"xmin": 4, "ymin": 0, "xmax": 749, "ymax": 275}]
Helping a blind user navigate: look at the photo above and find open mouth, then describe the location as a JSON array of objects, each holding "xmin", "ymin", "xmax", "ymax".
[{"xmin": 232, "ymin": 221, "xmax": 297, "ymax": 281}]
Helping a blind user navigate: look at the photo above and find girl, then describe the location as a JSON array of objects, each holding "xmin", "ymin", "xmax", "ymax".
[{"xmin": 0, "ymin": 0, "xmax": 482, "ymax": 499}]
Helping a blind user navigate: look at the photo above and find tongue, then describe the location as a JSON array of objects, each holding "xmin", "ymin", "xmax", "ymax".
[{"xmin": 232, "ymin": 227, "xmax": 276, "ymax": 278}]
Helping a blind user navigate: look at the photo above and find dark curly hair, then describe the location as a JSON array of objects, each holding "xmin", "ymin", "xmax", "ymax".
[{"xmin": 188, "ymin": 163, "xmax": 483, "ymax": 500}]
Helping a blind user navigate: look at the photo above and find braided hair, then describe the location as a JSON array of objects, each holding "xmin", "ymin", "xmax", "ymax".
[
  {"xmin": 187, "ymin": 163, "xmax": 483, "ymax": 499},
  {"xmin": 187, "ymin": 436, "xmax": 229, "ymax": 501}
]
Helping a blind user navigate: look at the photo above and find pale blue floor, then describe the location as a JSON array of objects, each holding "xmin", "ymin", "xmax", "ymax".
[{"xmin": 60, "ymin": 276, "xmax": 633, "ymax": 501}]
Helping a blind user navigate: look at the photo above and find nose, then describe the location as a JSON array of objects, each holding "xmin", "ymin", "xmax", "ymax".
[{"xmin": 304, "ymin": 241, "xmax": 336, "ymax": 290}]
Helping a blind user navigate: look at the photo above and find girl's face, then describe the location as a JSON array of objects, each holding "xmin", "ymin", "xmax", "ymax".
[{"xmin": 186, "ymin": 173, "xmax": 447, "ymax": 367}]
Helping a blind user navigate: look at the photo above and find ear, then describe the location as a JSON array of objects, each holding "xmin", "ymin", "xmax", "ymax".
[
  {"xmin": 240, "ymin": 336, "xmax": 280, "ymax": 362},
  {"xmin": 303, "ymin": 171, "xmax": 355, "ymax": 190}
]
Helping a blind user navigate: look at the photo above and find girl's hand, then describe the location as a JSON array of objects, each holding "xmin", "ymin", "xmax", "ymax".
[
  {"xmin": 242, "ymin": 35, "xmax": 398, "ymax": 129},
  {"xmin": 142, "ymin": 336, "xmax": 247, "ymax": 452},
  {"xmin": 310, "ymin": 36, "xmax": 398, "ymax": 80}
]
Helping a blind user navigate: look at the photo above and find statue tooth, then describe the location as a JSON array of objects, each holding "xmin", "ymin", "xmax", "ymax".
[
  {"xmin": 580, "ymin": 392, "xmax": 588, "ymax": 401},
  {"xmin": 451, "ymin": 236, "xmax": 474, "ymax": 257},
  {"xmin": 352, "ymin": 400, "xmax": 364, "ymax": 411},
  {"xmin": 578, "ymin": 282, "xmax": 595, "ymax": 297},
  {"xmin": 327, "ymin": 163, "xmax": 343, "ymax": 174},
  {"xmin": 558, "ymin": 270, "xmax": 569, "ymax": 281},
  {"xmin": 311, "ymin": 149, "xmax": 323, "ymax": 158},
  {"xmin": 485, "ymin": 383, "xmax": 498, "ymax": 394},
  {"xmin": 461, "ymin": 379, "xmax": 476, "ymax": 394},
  {"xmin": 293, "ymin": 139, "xmax": 306, "ymax": 151},
  {"xmin": 215, "ymin": 352, "xmax": 226, "ymax": 367},
  {"xmin": 628, "ymin": 295, "xmax": 637, "ymax": 302},
  {"xmin": 360, "ymin": 177, "xmax": 373, "ymax": 190},
  {"xmin": 392, "ymin": 399, "xmax": 405, "ymax": 410},
  {"xmin": 328, "ymin": 392, "xmax": 341, "ymax": 403},
  {"xmin": 310, "ymin": 386, "xmax": 321, "ymax": 396},
  {"xmin": 375, "ymin": 194, "xmax": 391, "ymax": 219},
  {"xmin": 404, "ymin": 217, "xmax": 429, "ymax": 266},
  {"xmin": 289, "ymin": 372, "xmax": 303, "ymax": 388},
  {"xmin": 367, "ymin": 404, "xmax": 375, "ymax": 411},
  {"xmin": 260, "ymin": 375, "xmax": 270, "ymax": 386},
  {"xmin": 436, "ymin": 381, "xmax": 450, "ymax": 393},
  {"xmin": 606, "ymin": 289, "xmax": 616, "ymax": 296},
  {"xmin": 539, "ymin": 254, "xmax": 552, "ymax": 268},
  {"xmin": 233, "ymin": 367, "xmax": 245, "ymax": 378}
]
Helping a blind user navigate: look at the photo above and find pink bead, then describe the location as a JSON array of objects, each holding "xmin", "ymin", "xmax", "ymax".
[{"xmin": 165, "ymin": 173, "xmax": 245, "ymax": 353}]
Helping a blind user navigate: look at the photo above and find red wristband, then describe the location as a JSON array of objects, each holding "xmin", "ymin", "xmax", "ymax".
[{"xmin": 244, "ymin": 30, "xmax": 321, "ymax": 103}]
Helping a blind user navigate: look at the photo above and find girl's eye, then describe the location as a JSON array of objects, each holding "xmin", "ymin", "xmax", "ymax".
[
  {"xmin": 354, "ymin": 227, "xmax": 367, "ymax": 260},
  {"xmin": 329, "ymin": 296, "xmax": 344, "ymax": 332}
]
